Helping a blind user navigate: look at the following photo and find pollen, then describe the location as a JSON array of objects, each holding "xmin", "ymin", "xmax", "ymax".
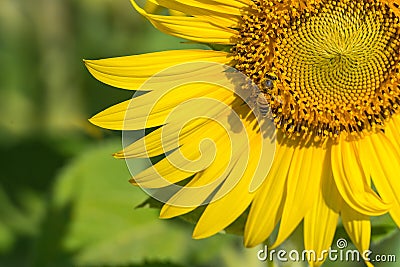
[{"xmin": 233, "ymin": 0, "xmax": 400, "ymax": 143}]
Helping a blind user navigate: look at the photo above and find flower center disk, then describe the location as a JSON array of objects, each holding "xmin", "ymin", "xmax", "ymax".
[{"xmin": 233, "ymin": 0, "xmax": 400, "ymax": 143}]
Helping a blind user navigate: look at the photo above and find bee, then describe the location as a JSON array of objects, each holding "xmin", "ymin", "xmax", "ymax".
[
  {"xmin": 255, "ymin": 92, "xmax": 270, "ymax": 117},
  {"xmin": 252, "ymin": 73, "xmax": 278, "ymax": 117},
  {"xmin": 262, "ymin": 73, "xmax": 278, "ymax": 92},
  {"xmin": 248, "ymin": 90, "xmax": 270, "ymax": 117},
  {"xmin": 245, "ymin": 73, "xmax": 278, "ymax": 117}
]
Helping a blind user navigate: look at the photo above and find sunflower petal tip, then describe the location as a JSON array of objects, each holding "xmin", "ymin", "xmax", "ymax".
[
  {"xmin": 192, "ymin": 227, "xmax": 207, "ymax": 240},
  {"xmin": 243, "ymin": 238, "xmax": 257, "ymax": 248},
  {"xmin": 88, "ymin": 117, "xmax": 95, "ymax": 124},
  {"xmin": 112, "ymin": 152, "xmax": 122, "ymax": 158},
  {"xmin": 83, "ymin": 59, "xmax": 92, "ymax": 66},
  {"xmin": 159, "ymin": 204, "xmax": 183, "ymax": 219},
  {"xmin": 242, "ymin": 231, "xmax": 256, "ymax": 247},
  {"xmin": 129, "ymin": 178, "xmax": 138, "ymax": 186},
  {"xmin": 192, "ymin": 232, "xmax": 203, "ymax": 240},
  {"xmin": 192, "ymin": 226, "xmax": 222, "ymax": 240},
  {"xmin": 269, "ymin": 239, "xmax": 282, "ymax": 250},
  {"xmin": 159, "ymin": 207, "xmax": 168, "ymax": 218},
  {"xmin": 112, "ymin": 148, "xmax": 127, "ymax": 158},
  {"xmin": 88, "ymin": 116, "xmax": 100, "ymax": 126},
  {"xmin": 159, "ymin": 211, "xmax": 172, "ymax": 219},
  {"xmin": 88, "ymin": 114, "xmax": 111, "ymax": 129}
]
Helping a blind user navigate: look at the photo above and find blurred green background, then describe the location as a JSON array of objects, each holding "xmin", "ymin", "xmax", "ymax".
[{"xmin": 0, "ymin": 0, "xmax": 398, "ymax": 266}]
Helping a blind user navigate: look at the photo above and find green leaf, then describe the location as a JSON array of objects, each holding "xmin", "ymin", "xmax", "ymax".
[{"xmin": 370, "ymin": 214, "xmax": 398, "ymax": 245}]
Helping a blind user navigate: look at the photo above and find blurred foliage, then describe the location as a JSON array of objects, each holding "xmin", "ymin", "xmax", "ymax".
[{"xmin": 0, "ymin": 0, "xmax": 398, "ymax": 267}]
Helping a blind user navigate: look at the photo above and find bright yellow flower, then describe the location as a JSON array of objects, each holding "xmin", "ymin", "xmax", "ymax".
[{"xmin": 85, "ymin": 0, "xmax": 400, "ymax": 265}]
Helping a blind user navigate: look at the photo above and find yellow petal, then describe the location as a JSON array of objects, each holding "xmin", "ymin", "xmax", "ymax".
[
  {"xmin": 159, "ymin": 168, "xmax": 226, "ymax": 218},
  {"xmin": 244, "ymin": 138, "xmax": 294, "ymax": 247},
  {"xmin": 192, "ymin": 176, "xmax": 254, "ymax": 239},
  {"xmin": 88, "ymin": 100, "xmax": 132, "ymax": 130},
  {"xmin": 144, "ymin": 0, "xmax": 160, "ymax": 13},
  {"xmin": 331, "ymin": 135, "xmax": 390, "ymax": 216},
  {"xmin": 115, "ymin": 117, "xmax": 218, "ymax": 158},
  {"xmin": 304, "ymin": 164, "xmax": 341, "ymax": 267},
  {"xmin": 131, "ymin": 0, "xmax": 237, "ymax": 44},
  {"xmin": 130, "ymin": 109, "xmax": 236, "ymax": 188},
  {"xmin": 130, "ymin": 151, "xmax": 196, "ymax": 188},
  {"xmin": 341, "ymin": 204, "xmax": 373, "ymax": 267},
  {"xmin": 84, "ymin": 50, "xmax": 231, "ymax": 91},
  {"xmin": 89, "ymin": 82, "xmax": 236, "ymax": 130},
  {"xmin": 161, "ymin": 133, "xmax": 257, "ymax": 218},
  {"xmin": 192, "ymin": 118, "xmax": 263, "ymax": 239},
  {"xmin": 147, "ymin": 0, "xmax": 245, "ymax": 27},
  {"xmin": 385, "ymin": 114, "xmax": 400, "ymax": 149},
  {"xmin": 160, "ymin": 202, "xmax": 197, "ymax": 219},
  {"xmin": 359, "ymin": 133, "xmax": 400, "ymax": 226},
  {"xmin": 159, "ymin": 105, "xmax": 261, "ymax": 218},
  {"xmin": 272, "ymin": 145, "xmax": 326, "ymax": 248},
  {"xmin": 159, "ymin": 149, "xmax": 233, "ymax": 217},
  {"xmin": 151, "ymin": 0, "xmax": 250, "ymax": 12}
]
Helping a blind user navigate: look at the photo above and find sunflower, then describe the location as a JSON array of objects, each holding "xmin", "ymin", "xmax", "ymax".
[{"xmin": 85, "ymin": 0, "xmax": 400, "ymax": 266}]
